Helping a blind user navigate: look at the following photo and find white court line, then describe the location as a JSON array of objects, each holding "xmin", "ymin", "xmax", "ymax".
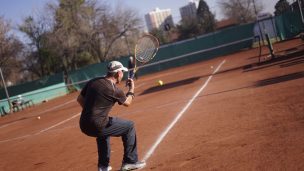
[
  {"xmin": 0, "ymin": 99, "xmax": 76, "ymax": 129},
  {"xmin": 0, "ymin": 112, "xmax": 80, "ymax": 143},
  {"xmin": 35, "ymin": 113, "xmax": 80, "ymax": 134},
  {"xmin": 142, "ymin": 59, "xmax": 226, "ymax": 162}
]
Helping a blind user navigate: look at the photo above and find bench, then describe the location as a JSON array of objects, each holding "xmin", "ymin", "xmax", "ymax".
[
  {"xmin": 0, "ymin": 106, "xmax": 8, "ymax": 116},
  {"xmin": 12, "ymin": 99, "xmax": 34, "ymax": 112}
]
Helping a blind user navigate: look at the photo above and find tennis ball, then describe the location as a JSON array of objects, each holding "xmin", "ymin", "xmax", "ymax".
[
  {"xmin": 37, "ymin": 116, "xmax": 41, "ymax": 120},
  {"xmin": 157, "ymin": 80, "xmax": 164, "ymax": 86}
]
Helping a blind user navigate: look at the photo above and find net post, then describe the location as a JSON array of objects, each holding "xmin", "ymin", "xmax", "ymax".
[
  {"xmin": 254, "ymin": 35, "xmax": 262, "ymax": 63},
  {"xmin": 265, "ymin": 33, "xmax": 275, "ymax": 60}
]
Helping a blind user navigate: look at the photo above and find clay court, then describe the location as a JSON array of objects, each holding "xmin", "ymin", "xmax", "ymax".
[{"xmin": 0, "ymin": 38, "xmax": 304, "ymax": 171}]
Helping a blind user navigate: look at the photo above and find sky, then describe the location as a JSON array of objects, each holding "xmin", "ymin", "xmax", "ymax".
[
  {"xmin": 0, "ymin": 0, "xmax": 280, "ymax": 34},
  {"xmin": 109, "ymin": 0, "xmax": 278, "ymax": 23}
]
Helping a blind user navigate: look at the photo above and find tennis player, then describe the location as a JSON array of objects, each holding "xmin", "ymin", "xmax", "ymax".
[{"xmin": 77, "ymin": 61, "xmax": 146, "ymax": 171}]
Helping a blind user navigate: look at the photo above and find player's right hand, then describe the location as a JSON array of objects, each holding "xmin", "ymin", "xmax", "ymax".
[{"xmin": 127, "ymin": 78, "xmax": 134, "ymax": 90}]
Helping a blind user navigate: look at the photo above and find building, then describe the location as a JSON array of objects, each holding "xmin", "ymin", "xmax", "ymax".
[
  {"xmin": 179, "ymin": 0, "xmax": 199, "ymax": 21},
  {"xmin": 145, "ymin": 8, "xmax": 174, "ymax": 32}
]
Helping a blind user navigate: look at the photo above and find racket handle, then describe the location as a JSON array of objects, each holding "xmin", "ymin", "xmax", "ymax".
[
  {"xmin": 130, "ymin": 73, "xmax": 135, "ymax": 79},
  {"xmin": 129, "ymin": 69, "xmax": 136, "ymax": 79},
  {"xmin": 126, "ymin": 67, "xmax": 137, "ymax": 87},
  {"xmin": 126, "ymin": 73, "xmax": 133, "ymax": 87}
]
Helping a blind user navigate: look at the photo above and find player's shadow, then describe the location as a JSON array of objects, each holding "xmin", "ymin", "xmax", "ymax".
[
  {"xmin": 280, "ymin": 59, "xmax": 304, "ymax": 68},
  {"xmin": 244, "ymin": 47, "xmax": 304, "ymax": 72},
  {"xmin": 138, "ymin": 63, "xmax": 255, "ymax": 96},
  {"xmin": 254, "ymin": 71, "xmax": 304, "ymax": 87},
  {"xmin": 140, "ymin": 76, "xmax": 201, "ymax": 95},
  {"xmin": 140, "ymin": 46, "xmax": 304, "ymax": 95}
]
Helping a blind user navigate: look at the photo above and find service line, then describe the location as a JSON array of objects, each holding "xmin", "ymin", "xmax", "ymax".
[
  {"xmin": 0, "ymin": 99, "xmax": 76, "ymax": 129},
  {"xmin": 0, "ymin": 112, "xmax": 80, "ymax": 143}
]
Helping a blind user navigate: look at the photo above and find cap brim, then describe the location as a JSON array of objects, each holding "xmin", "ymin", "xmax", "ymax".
[
  {"xmin": 121, "ymin": 67, "xmax": 128, "ymax": 72},
  {"xmin": 109, "ymin": 66, "xmax": 128, "ymax": 73}
]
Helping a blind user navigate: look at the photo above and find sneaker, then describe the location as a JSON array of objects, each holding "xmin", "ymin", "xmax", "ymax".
[
  {"xmin": 121, "ymin": 161, "xmax": 146, "ymax": 171},
  {"xmin": 98, "ymin": 165, "xmax": 112, "ymax": 171}
]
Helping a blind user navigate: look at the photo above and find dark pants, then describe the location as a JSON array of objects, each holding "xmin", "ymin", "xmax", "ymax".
[{"xmin": 96, "ymin": 117, "xmax": 138, "ymax": 167}]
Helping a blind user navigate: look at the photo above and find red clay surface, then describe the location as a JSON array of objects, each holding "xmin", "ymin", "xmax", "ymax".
[{"xmin": 1, "ymin": 38, "xmax": 304, "ymax": 171}]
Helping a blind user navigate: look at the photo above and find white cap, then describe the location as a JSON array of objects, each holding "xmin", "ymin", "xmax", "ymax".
[{"xmin": 107, "ymin": 61, "xmax": 128, "ymax": 73}]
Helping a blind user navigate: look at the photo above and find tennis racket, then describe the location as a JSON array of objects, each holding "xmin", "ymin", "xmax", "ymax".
[{"xmin": 129, "ymin": 34, "xmax": 159, "ymax": 79}]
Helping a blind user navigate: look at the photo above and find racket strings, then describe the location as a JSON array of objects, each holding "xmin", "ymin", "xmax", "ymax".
[{"xmin": 136, "ymin": 36, "xmax": 158, "ymax": 63}]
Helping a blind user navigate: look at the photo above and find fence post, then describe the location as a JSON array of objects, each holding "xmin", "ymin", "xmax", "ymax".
[{"xmin": 0, "ymin": 67, "xmax": 12, "ymax": 113}]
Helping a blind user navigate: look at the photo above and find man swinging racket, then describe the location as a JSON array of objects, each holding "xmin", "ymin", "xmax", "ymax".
[{"xmin": 77, "ymin": 61, "xmax": 146, "ymax": 171}]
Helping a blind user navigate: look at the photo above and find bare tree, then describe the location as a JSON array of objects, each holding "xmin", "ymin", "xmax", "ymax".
[
  {"xmin": 52, "ymin": 0, "xmax": 90, "ymax": 71},
  {"xmin": 218, "ymin": 0, "xmax": 264, "ymax": 23},
  {"xmin": 16, "ymin": 0, "xmax": 142, "ymax": 82},
  {"xmin": 50, "ymin": 0, "xmax": 142, "ymax": 63},
  {"xmin": 19, "ymin": 15, "xmax": 55, "ymax": 78},
  {"xmin": 93, "ymin": 2, "xmax": 142, "ymax": 61},
  {"xmin": 0, "ymin": 16, "xmax": 23, "ymax": 85}
]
